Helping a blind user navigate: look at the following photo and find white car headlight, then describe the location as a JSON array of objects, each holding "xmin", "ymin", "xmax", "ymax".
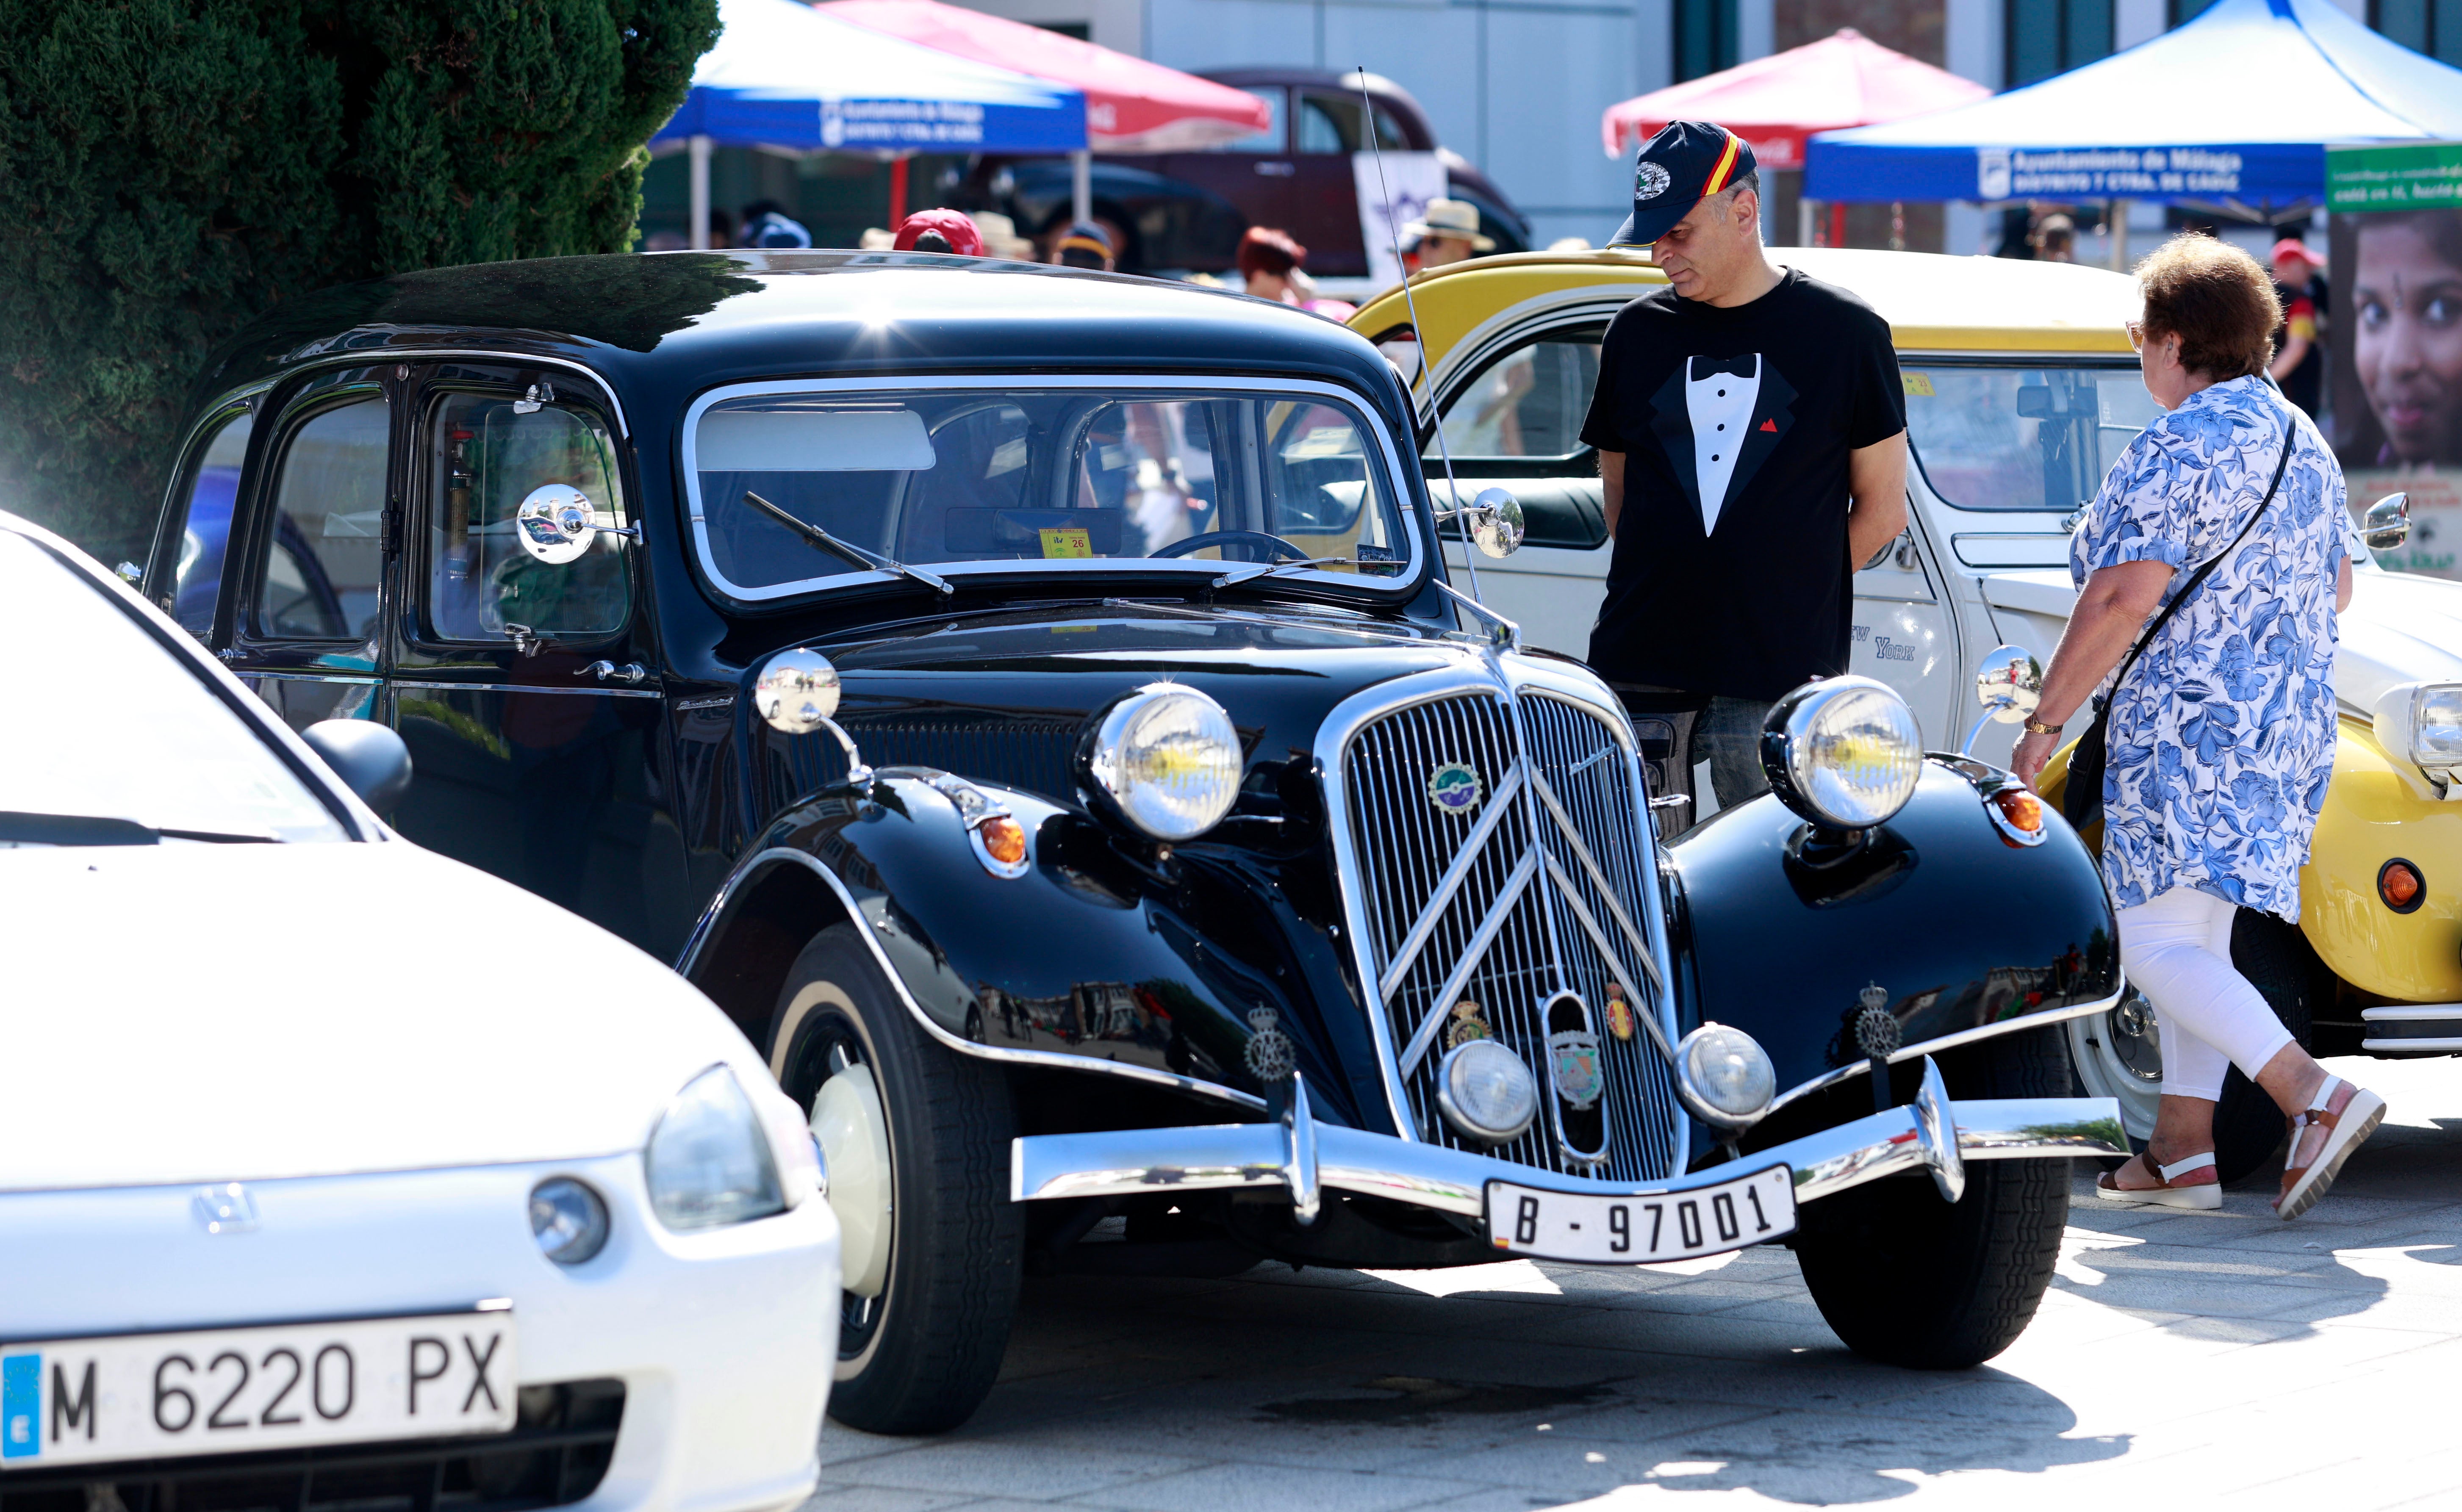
[
  {"xmin": 2376, "ymin": 682, "xmax": 2462, "ymax": 778},
  {"xmin": 1763, "ymin": 676, "xmax": 1924, "ymax": 830},
  {"xmin": 1082, "ymin": 683, "xmax": 1242, "ymax": 841},
  {"xmin": 1674, "ymin": 1024, "xmax": 1777, "ymax": 1129},
  {"xmin": 644, "ymin": 1065, "xmax": 786, "ymax": 1232},
  {"xmin": 1435, "ymin": 1039, "xmax": 1541, "ymax": 1144}
]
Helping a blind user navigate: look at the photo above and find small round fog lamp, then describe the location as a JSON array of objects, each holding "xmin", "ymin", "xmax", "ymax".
[
  {"xmin": 530, "ymin": 1177, "xmax": 610, "ymax": 1265},
  {"xmin": 2381, "ymin": 858, "xmax": 2425, "ymax": 914},
  {"xmin": 1436, "ymin": 1039, "xmax": 1541, "ymax": 1145},
  {"xmin": 1674, "ymin": 1024, "xmax": 1777, "ymax": 1130}
]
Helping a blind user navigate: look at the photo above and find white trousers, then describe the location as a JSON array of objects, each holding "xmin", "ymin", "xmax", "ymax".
[{"xmin": 2115, "ymin": 888, "xmax": 2296, "ymax": 1102}]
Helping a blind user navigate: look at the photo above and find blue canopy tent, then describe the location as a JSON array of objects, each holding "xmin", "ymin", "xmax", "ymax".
[
  {"xmin": 1805, "ymin": 0, "xmax": 2462, "ymax": 233},
  {"xmin": 653, "ymin": 0, "xmax": 1086, "ymax": 246}
]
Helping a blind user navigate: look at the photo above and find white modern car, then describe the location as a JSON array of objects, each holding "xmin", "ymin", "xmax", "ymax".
[{"xmin": 0, "ymin": 512, "xmax": 839, "ymax": 1512}]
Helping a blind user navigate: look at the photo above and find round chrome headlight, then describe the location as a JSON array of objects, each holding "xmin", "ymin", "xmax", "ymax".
[
  {"xmin": 1082, "ymin": 683, "xmax": 1241, "ymax": 841},
  {"xmin": 1674, "ymin": 1024, "xmax": 1777, "ymax": 1129},
  {"xmin": 1436, "ymin": 1039, "xmax": 1541, "ymax": 1144},
  {"xmin": 1762, "ymin": 676, "xmax": 1923, "ymax": 830}
]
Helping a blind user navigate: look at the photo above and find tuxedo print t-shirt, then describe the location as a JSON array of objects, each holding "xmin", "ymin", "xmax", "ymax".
[{"xmin": 1578, "ymin": 267, "xmax": 1905, "ymax": 701}]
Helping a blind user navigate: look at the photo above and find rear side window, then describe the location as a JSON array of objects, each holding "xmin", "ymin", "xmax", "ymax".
[
  {"xmin": 253, "ymin": 397, "xmax": 388, "ymax": 641},
  {"xmin": 1904, "ymin": 365, "xmax": 2163, "ymax": 512},
  {"xmin": 161, "ymin": 412, "xmax": 252, "ymax": 636},
  {"xmin": 1433, "ymin": 330, "xmax": 1603, "ymax": 461}
]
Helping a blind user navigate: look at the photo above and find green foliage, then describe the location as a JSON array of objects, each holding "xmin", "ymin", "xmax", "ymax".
[{"xmin": 0, "ymin": 0, "xmax": 720, "ymax": 563}]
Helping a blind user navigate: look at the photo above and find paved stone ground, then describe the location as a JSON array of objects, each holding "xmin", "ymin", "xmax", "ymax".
[{"xmin": 807, "ymin": 1056, "xmax": 2462, "ymax": 1510}]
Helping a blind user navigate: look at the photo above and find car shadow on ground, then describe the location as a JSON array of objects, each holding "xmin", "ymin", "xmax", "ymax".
[{"xmin": 822, "ymin": 1241, "xmax": 2131, "ymax": 1508}]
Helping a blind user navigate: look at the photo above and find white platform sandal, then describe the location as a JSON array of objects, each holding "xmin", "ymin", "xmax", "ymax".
[
  {"xmin": 2095, "ymin": 1149, "xmax": 2223, "ymax": 1210},
  {"xmin": 2277, "ymin": 1075, "xmax": 2387, "ymax": 1221}
]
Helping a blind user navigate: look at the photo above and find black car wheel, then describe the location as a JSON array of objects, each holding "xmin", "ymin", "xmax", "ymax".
[
  {"xmin": 1791, "ymin": 1027, "xmax": 2071, "ymax": 1369},
  {"xmin": 2210, "ymin": 908, "xmax": 2324, "ymax": 1182},
  {"xmin": 771, "ymin": 924, "xmax": 1023, "ymax": 1434}
]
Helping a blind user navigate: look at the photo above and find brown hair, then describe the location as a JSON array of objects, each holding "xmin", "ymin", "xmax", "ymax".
[
  {"xmin": 1237, "ymin": 226, "xmax": 1305, "ymax": 277},
  {"xmin": 2136, "ymin": 233, "xmax": 2282, "ymax": 379}
]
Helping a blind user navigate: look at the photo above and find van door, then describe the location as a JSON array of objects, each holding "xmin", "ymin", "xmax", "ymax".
[{"xmin": 1849, "ymin": 519, "xmax": 1960, "ymax": 748}]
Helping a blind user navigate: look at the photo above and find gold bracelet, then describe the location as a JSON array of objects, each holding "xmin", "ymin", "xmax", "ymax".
[{"xmin": 2024, "ymin": 718, "xmax": 2063, "ymax": 736}]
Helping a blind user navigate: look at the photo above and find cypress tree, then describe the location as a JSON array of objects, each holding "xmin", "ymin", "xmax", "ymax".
[{"xmin": 0, "ymin": 0, "xmax": 719, "ymax": 562}]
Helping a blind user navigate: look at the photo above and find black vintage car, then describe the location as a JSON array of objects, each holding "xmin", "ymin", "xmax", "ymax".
[{"xmin": 150, "ymin": 250, "xmax": 2126, "ymax": 1435}]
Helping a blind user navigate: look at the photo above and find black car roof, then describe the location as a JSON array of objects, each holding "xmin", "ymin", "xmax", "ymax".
[{"xmin": 192, "ymin": 251, "xmax": 1407, "ymax": 422}]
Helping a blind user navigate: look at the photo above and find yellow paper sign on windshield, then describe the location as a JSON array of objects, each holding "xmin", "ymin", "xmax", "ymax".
[
  {"xmin": 1902, "ymin": 372, "xmax": 1936, "ymax": 397},
  {"xmin": 1040, "ymin": 527, "xmax": 1094, "ymax": 559}
]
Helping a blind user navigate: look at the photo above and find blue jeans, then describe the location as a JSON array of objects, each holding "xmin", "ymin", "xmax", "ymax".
[{"xmin": 1697, "ymin": 696, "xmax": 1774, "ymax": 810}]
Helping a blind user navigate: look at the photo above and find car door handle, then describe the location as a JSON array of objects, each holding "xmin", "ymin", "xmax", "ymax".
[
  {"xmin": 581, "ymin": 660, "xmax": 648, "ymax": 684},
  {"xmin": 1254, "ymin": 161, "xmax": 1295, "ymax": 177}
]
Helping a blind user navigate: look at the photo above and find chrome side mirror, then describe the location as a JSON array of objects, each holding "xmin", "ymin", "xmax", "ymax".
[
  {"xmin": 514, "ymin": 485, "xmax": 636, "ymax": 565},
  {"xmin": 754, "ymin": 648, "xmax": 872, "ymax": 786},
  {"xmin": 1437, "ymin": 486, "xmax": 1525, "ymax": 558},
  {"xmin": 300, "ymin": 719, "xmax": 413, "ymax": 814},
  {"xmin": 2365, "ymin": 492, "xmax": 2411, "ymax": 551},
  {"xmin": 1960, "ymin": 645, "xmax": 2043, "ymax": 756}
]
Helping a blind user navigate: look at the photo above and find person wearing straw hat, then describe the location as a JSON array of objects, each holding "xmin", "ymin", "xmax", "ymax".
[
  {"xmin": 1403, "ymin": 198, "xmax": 1494, "ymax": 269},
  {"xmin": 1578, "ymin": 119, "xmax": 1908, "ymax": 814}
]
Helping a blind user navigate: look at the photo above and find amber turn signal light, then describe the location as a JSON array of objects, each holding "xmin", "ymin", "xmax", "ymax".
[
  {"xmin": 1993, "ymin": 788, "xmax": 2044, "ymax": 834},
  {"xmin": 979, "ymin": 815, "xmax": 1028, "ymax": 869},
  {"xmin": 2380, "ymin": 858, "xmax": 2425, "ymax": 914}
]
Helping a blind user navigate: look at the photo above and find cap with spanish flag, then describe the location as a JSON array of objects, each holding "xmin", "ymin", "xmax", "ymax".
[{"xmin": 1608, "ymin": 121, "xmax": 1757, "ymax": 249}]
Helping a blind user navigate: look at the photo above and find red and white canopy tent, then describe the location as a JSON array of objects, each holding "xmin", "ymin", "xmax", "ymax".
[
  {"xmin": 1600, "ymin": 29, "xmax": 1988, "ymax": 244},
  {"xmin": 821, "ymin": 0, "xmax": 1272, "ymax": 223}
]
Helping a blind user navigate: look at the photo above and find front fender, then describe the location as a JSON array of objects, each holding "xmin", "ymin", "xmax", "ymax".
[
  {"xmin": 1667, "ymin": 763, "xmax": 2121, "ymax": 1102},
  {"xmin": 681, "ymin": 771, "xmax": 1382, "ymax": 1130}
]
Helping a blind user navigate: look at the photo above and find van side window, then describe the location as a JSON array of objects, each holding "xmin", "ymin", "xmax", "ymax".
[
  {"xmin": 427, "ymin": 392, "xmax": 629, "ymax": 641},
  {"xmin": 1433, "ymin": 330, "xmax": 1604, "ymax": 461},
  {"xmin": 254, "ymin": 398, "xmax": 388, "ymax": 642},
  {"xmin": 161, "ymin": 413, "xmax": 252, "ymax": 636}
]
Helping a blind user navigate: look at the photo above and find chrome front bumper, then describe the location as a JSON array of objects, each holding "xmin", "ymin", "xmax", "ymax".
[{"xmin": 1012, "ymin": 1058, "xmax": 2126, "ymax": 1243}]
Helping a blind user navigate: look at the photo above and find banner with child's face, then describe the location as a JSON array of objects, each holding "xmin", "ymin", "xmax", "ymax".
[{"xmin": 2328, "ymin": 141, "xmax": 2462, "ymax": 577}]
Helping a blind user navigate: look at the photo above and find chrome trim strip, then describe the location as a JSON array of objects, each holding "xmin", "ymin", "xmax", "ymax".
[
  {"xmin": 2363, "ymin": 1037, "xmax": 2462, "ymax": 1052},
  {"xmin": 1397, "ymin": 847, "xmax": 1540, "ymax": 1076},
  {"xmin": 392, "ymin": 678, "xmax": 662, "ymax": 699},
  {"xmin": 1763, "ymin": 985, "xmax": 2129, "ymax": 1117},
  {"xmin": 1531, "ymin": 767, "xmax": 1664, "ymax": 996},
  {"xmin": 1541, "ymin": 849, "xmax": 1677, "ymax": 1063},
  {"xmin": 679, "ymin": 374, "xmax": 1427, "ymax": 604},
  {"xmin": 1012, "ymin": 1074, "xmax": 2127, "ymax": 1219},
  {"xmin": 241, "ymin": 671, "xmax": 381, "ymax": 684},
  {"xmin": 231, "ymin": 349, "xmax": 629, "ymax": 436},
  {"xmin": 1377, "ymin": 765, "xmax": 1525, "ymax": 1001},
  {"xmin": 676, "ymin": 844, "xmax": 1268, "ymax": 1110}
]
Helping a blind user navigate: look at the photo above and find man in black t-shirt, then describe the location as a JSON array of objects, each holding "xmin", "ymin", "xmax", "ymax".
[{"xmin": 1582, "ymin": 121, "xmax": 1908, "ymax": 811}]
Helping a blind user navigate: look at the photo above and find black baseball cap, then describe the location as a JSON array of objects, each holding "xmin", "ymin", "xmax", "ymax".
[{"xmin": 1608, "ymin": 121, "xmax": 1757, "ymax": 248}]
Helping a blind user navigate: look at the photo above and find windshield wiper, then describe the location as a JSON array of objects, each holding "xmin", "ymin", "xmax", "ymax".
[
  {"xmin": 0, "ymin": 811, "xmax": 279, "ymax": 846},
  {"xmin": 743, "ymin": 490, "xmax": 954, "ymax": 596},
  {"xmin": 1212, "ymin": 556, "xmax": 1359, "ymax": 589}
]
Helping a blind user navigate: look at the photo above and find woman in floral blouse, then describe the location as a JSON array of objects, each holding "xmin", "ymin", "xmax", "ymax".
[{"xmin": 2011, "ymin": 234, "xmax": 2382, "ymax": 1221}]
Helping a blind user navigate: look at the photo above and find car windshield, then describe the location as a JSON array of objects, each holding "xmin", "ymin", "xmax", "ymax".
[
  {"xmin": 686, "ymin": 383, "xmax": 1416, "ymax": 601},
  {"xmin": 1903, "ymin": 363, "xmax": 2165, "ymax": 512},
  {"xmin": 0, "ymin": 534, "xmax": 351, "ymax": 844}
]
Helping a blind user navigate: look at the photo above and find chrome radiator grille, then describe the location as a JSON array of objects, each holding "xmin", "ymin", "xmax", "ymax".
[{"xmin": 1339, "ymin": 688, "xmax": 1681, "ymax": 1182}]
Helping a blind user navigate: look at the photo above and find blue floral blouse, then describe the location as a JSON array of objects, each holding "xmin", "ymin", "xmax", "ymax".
[{"xmin": 2069, "ymin": 375, "xmax": 2346, "ymax": 922}]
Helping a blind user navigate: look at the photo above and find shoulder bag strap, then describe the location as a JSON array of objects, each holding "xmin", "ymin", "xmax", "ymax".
[{"xmin": 2099, "ymin": 406, "xmax": 2297, "ymax": 704}]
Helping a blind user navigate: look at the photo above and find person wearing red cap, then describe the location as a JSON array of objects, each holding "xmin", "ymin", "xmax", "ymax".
[
  {"xmin": 2269, "ymin": 237, "xmax": 2328, "ymax": 418},
  {"xmin": 893, "ymin": 209, "xmax": 986, "ymax": 257}
]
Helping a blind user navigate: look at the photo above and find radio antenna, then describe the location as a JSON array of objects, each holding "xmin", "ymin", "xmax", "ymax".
[{"xmin": 1356, "ymin": 65, "xmax": 1482, "ymax": 606}]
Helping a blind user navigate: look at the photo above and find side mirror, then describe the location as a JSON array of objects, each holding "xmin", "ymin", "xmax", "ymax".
[
  {"xmin": 300, "ymin": 719, "xmax": 413, "ymax": 814},
  {"xmin": 1437, "ymin": 486, "xmax": 1525, "ymax": 558},
  {"xmin": 754, "ymin": 647, "xmax": 873, "ymax": 787},
  {"xmin": 1961, "ymin": 645, "xmax": 2043, "ymax": 756},
  {"xmin": 515, "ymin": 484, "xmax": 636, "ymax": 565},
  {"xmin": 2365, "ymin": 492, "xmax": 2411, "ymax": 551}
]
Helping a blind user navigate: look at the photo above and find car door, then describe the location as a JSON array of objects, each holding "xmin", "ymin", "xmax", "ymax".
[
  {"xmin": 1849, "ymin": 518, "xmax": 1961, "ymax": 748},
  {"xmin": 220, "ymin": 368, "xmax": 397, "ymax": 733},
  {"xmin": 1153, "ymin": 84, "xmax": 1291, "ymax": 241},
  {"xmin": 1289, "ymin": 89, "xmax": 1394, "ymax": 277},
  {"xmin": 385, "ymin": 362, "xmax": 687, "ymax": 957}
]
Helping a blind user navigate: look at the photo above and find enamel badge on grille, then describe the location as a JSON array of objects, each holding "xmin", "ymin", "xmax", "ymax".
[
  {"xmin": 1547, "ymin": 1029, "xmax": 1605, "ymax": 1110},
  {"xmin": 1427, "ymin": 762, "xmax": 1483, "ymax": 815}
]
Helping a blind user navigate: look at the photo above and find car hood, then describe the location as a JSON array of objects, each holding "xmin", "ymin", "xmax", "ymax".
[
  {"xmin": 1979, "ymin": 566, "xmax": 2462, "ymax": 714},
  {"xmin": 1, "ymin": 841, "xmax": 772, "ymax": 1193},
  {"xmin": 2340, "ymin": 570, "xmax": 2462, "ymax": 711}
]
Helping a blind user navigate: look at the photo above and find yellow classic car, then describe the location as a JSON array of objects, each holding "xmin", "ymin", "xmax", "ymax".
[{"xmin": 1355, "ymin": 247, "xmax": 2462, "ymax": 1180}]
